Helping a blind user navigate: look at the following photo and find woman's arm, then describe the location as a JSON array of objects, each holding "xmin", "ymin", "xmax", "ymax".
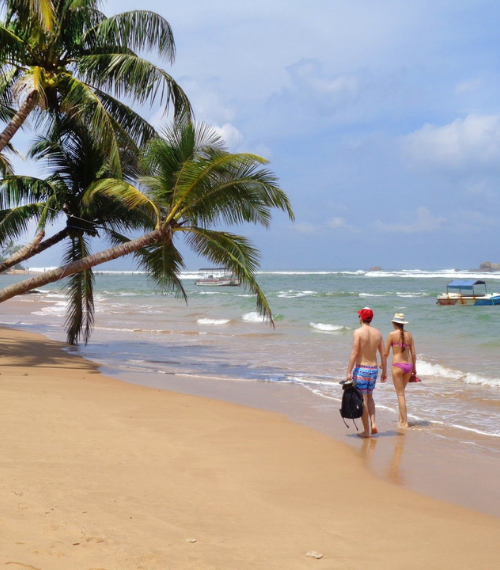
[
  {"xmin": 383, "ymin": 333, "xmax": 392, "ymax": 360},
  {"xmin": 410, "ymin": 334, "xmax": 417, "ymax": 373}
]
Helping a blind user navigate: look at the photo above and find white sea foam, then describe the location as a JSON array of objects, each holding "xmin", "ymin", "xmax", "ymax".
[
  {"xmin": 462, "ymin": 373, "xmax": 500, "ymax": 388},
  {"xmin": 359, "ymin": 292, "xmax": 389, "ymax": 297},
  {"xmin": 242, "ymin": 311, "xmax": 269, "ymax": 323},
  {"xmin": 32, "ymin": 301, "xmax": 66, "ymax": 317},
  {"xmin": 197, "ymin": 318, "xmax": 231, "ymax": 326},
  {"xmin": 44, "ymin": 293, "xmax": 66, "ymax": 299},
  {"xmin": 277, "ymin": 290, "xmax": 317, "ymax": 298},
  {"xmin": 416, "ymin": 358, "xmax": 500, "ymax": 387},
  {"xmin": 449, "ymin": 423, "xmax": 500, "ymax": 438},
  {"xmin": 396, "ymin": 291, "xmax": 428, "ymax": 298},
  {"xmin": 309, "ymin": 322, "xmax": 349, "ymax": 333},
  {"xmin": 198, "ymin": 291, "xmax": 223, "ymax": 295},
  {"xmin": 256, "ymin": 270, "xmax": 366, "ymax": 276},
  {"xmin": 416, "ymin": 358, "xmax": 464, "ymax": 380},
  {"xmin": 366, "ymin": 269, "xmax": 500, "ymax": 280}
]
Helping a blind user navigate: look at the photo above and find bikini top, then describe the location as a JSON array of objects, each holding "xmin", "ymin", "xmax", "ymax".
[{"xmin": 391, "ymin": 342, "xmax": 410, "ymax": 347}]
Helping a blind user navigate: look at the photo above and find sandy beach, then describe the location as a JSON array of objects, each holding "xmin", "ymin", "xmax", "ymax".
[{"xmin": 1, "ymin": 326, "xmax": 500, "ymax": 570}]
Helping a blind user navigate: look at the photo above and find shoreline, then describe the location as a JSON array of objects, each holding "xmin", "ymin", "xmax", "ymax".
[
  {"xmin": 1, "ymin": 325, "xmax": 500, "ymax": 569},
  {"xmin": 2, "ymin": 290, "xmax": 500, "ymax": 519},
  {"xmin": 3, "ymin": 293, "xmax": 500, "ymax": 519},
  {"xmin": 110, "ymin": 364, "xmax": 500, "ymax": 519}
]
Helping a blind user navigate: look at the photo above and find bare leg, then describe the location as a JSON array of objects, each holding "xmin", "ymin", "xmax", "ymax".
[
  {"xmin": 392, "ymin": 366, "xmax": 411, "ymax": 427},
  {"xmin": 366, "ymin": 393, "xmax": 377, "ymax": 434},
  {"xmin": 357, "ymin": 392, "xmax": 371, "ymax": 438}
]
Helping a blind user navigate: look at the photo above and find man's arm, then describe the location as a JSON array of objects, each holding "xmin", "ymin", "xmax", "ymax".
[
  {"xmin": 346, "ymin": 332, "xmax": 361, "ymax": 380},
  {"xmin": 378, "ymin": 335, "xmax": 387, "ymax": 382}
]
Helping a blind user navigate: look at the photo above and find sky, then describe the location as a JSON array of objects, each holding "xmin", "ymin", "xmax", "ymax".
[{"xmin": 5, "ymin": 0, "xmax": 500, "ymax": 270}]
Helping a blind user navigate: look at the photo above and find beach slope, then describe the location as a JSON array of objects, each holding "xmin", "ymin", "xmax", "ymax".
[{"xmin": 0, "ymin": 327, "xmax": 499, "ymax": 570}]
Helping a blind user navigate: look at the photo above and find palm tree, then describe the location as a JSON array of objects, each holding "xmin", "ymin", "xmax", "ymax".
[
  {"xmin": 0, "ymin": 118, "xmax": 153, "ymax": 342},
  {"xmin": 0, "ymin": 0, "xmax": 191, "ymax": 168},
  {"xmin": 0, "ymin": 117, "xmax": 294, "ymax": 343}
]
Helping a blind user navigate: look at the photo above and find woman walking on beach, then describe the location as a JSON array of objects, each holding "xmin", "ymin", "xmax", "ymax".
[{"xmin": 384, "ymin": 313, "xmax": 416, "ymax": 428}]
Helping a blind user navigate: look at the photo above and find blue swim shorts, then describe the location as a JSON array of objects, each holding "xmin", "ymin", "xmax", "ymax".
[{"xmin": 352, "ymin": 365, "xmax": 378, "ymax": 394}]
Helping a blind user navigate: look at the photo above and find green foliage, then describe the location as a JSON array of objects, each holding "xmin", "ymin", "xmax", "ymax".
[
  {"xmin": 0, "ymin": 5, "xmax": 294, "ymax": 344},
  {"xmin": 0, "ymin": 0, "xmax": 191, "ymax": 153},
  {"xmin": 62, "ymin": 233, "xmax": 94, "ymax": 345},
  {"xmin": 86, "ymin": 117, "xmax": 295, "ymax": 325}
]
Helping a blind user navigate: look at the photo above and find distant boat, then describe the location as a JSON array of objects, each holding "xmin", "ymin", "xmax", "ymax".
[
  {"xmin": 195, "ymin": 268, "xmax": 241, "ymax": 287},
  {"xmin": 436, "ymin": 279, "xmax": 500, "ymax": 306}
]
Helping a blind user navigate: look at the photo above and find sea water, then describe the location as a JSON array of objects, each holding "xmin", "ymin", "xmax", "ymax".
[{"xmin": 3, "ymin": 268, "xmax": 500, "ymax": 456}]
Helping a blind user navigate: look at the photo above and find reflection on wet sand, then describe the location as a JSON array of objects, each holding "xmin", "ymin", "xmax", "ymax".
[
  {"xmin": 387, "ymin": 434, "xmax": 407, "ymax": 485},
  {"xmin": 359, "ymin": 431, "xmax": 408, "ymax": 486}
]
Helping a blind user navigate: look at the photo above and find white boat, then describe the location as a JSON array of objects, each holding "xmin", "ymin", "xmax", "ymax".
[
  {"xmin": 436, "ymin": 279, "xmax": 500, "ymax": 306},
  {"xmin": 195, "ymin": 268, "xmax": 240, "ymax": 287}
]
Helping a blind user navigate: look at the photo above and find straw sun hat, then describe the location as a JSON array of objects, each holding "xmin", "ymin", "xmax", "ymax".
[{"xmin": 391, "ymin": 312, "xmax": 409, "ymax": 324}]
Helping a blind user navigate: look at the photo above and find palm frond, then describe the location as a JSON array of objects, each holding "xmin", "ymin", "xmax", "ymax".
[
  {"xmin": 62, "ymin": 234, "xmax": 95, "ymax": 345},
  {"xmin": 173, "ymin": 153, "xmax": 294, "ymax": 227},
  {"xmin": 134, "ymin": 238, "xmax": 187, "ymax": 300},
  {"xmin": 92, "ymin": 87, "xmax": 157, "ymax": 148},
  {"xmin": 85, "ymin": 11, "xmax": 176, "ymax": 63},
  {"xmin": 0, "ymin": 175, "xmax": 57, "ymax": 208},
  {"xmin": 0, "ymin": 202, "xmax": 47, "ymax": 243},
  {"xmin": 0, "ymin": 150, "xmax": 13, "ymax": 174},
  {"xmin": 76, "ymin": 53, "xmax": 191, "ymax": 118},
  {"xmin": 59, "ymin": 75, "xmax": 122, "ymax": 175},
  {"xmin": 7, "ymin": 0, "xmax": 56, "ymax": 31},
  {"xmin": 183, "ymin": 227, "xmax": 273, "ymax": 324},
  {"xmin": 0, "ymin": 24, "xmax": 27, "ymax": 64},
  {"xmin": 83, "ymin": 178, "xmax": 160, "ymax": 226}
]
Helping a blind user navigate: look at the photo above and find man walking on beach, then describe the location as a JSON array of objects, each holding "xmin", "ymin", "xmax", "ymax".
[{"xmin": 346, "ymin": 307, "xmax": 387, "ymax": 437}]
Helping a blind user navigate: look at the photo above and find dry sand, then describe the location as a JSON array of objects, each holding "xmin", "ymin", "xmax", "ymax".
[{"xmin": 1, "ymin": 326, "xmax": 499, "ymax": 570}]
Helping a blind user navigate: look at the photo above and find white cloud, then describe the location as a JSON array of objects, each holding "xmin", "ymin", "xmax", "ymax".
[
  {"xmin": 403, "ymin": 114, "xmax": 500, "ymax": 171},
  {"xmin": 327, "ymin": 217, "xmax": 349, "ymax": 229},
  {"xmin": 455, "ymin": 78, "xmax": 483, "ymax": 95},
  {"xmin": 276, "ymin": 59, "xmax": 361, "ymax": 116},
  {"xmin": 373, "ymin": 207, "xmax": 446, "ymax": 234},
  {"xmin": 212, "ymin": 123, "xmax": 244, "ymax": 151},
  {"xmin": 293, "ymin": 222, "xmax": 317, "ymax": 234},
  {"xmin": 288, "ymin": 60, "xmax": 360, "ymax": 100},
  {"xmin": 326, "ymin": 217, "xmax": 358, "ymax": 232},
  {"xmin": 179, "ymin": 77, "xmax": 236, "ymax": 124},
  {"xmin": 461, "ymin": 180, "xmax": 496, "ymax": 199}
]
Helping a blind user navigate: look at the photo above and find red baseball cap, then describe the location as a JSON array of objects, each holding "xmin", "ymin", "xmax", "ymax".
[{"xmin": 358, "ymin": 307, "xmax": 374, "ymax": 321}]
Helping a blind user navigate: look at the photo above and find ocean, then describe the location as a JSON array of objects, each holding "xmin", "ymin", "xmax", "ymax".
[{"xmin": 2, "ymin": 267, "xmax": 500, "ymax": 512}]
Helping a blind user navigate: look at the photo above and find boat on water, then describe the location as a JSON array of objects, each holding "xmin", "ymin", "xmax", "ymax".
[
  {"xmin": 436, "ymin": 279, "xmax": 500, "ymax": 306},
  {"xmin": 194, "ymin": 267, "xmax": 241, "ymax": 287}
]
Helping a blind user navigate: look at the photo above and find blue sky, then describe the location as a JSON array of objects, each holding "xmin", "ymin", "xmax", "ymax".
[{"xmin": 6, "ymin": 0, "xmax": 500, "ymax": 270}]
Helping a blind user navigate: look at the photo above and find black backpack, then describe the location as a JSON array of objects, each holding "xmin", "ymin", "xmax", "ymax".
[{"xmin": 339, "ymin": 381, "xmax": 364, "ymax": 430}]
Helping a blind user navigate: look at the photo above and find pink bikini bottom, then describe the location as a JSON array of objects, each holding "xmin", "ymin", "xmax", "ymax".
[{"xmin": 392, "ymin": 362, "xmax": 413, "ymax": 374}]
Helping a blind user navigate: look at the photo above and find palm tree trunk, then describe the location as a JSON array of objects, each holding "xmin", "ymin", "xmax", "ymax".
[
  {"xmin": 0, "ymin": 227, "xmax": 70, "ymax": 273},
  {"xmin": 0, "ymin": 91, "xmax": 38, "ymax": 153},
  {"xmin": 0, "ymin": 228, "xmax": 165, "ymax": 303}
]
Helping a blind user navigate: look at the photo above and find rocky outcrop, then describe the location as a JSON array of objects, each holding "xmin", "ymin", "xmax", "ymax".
[{"xmin": 479, "ymin": 261, "xmax": 500, "ymax": 272}]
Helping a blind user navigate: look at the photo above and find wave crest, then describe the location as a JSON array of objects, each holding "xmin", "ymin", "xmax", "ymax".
[{"xmin": 310, "ymin": 322, "xmax": 349, "ymax": 333}]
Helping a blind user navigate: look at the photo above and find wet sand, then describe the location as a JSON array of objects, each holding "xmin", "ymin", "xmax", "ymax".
[{"xmin": 1, "ymin": 326, "xmax": 500, "ymax": 570}]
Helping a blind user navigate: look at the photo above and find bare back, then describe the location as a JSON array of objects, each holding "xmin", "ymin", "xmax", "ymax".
[
  {"xmin": 385, "ymin": 330, "xmax": 415, "ymax": 364},
  {"xmin": 353, "ymin": 325, "xmax": 383, "ymax": 366}
]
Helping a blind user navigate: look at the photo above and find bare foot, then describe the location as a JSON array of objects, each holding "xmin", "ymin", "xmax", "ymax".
[
  {"xmin": 371, "ymin": 427, "xmax": 378, "ymax": 435},
  {"xmin": 357, "ymin": 432, "xmax": 371, "ymax": 438},
  {"xmin": 398, "ymin": 422, "xmax": 409, "ymax": 429}
]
